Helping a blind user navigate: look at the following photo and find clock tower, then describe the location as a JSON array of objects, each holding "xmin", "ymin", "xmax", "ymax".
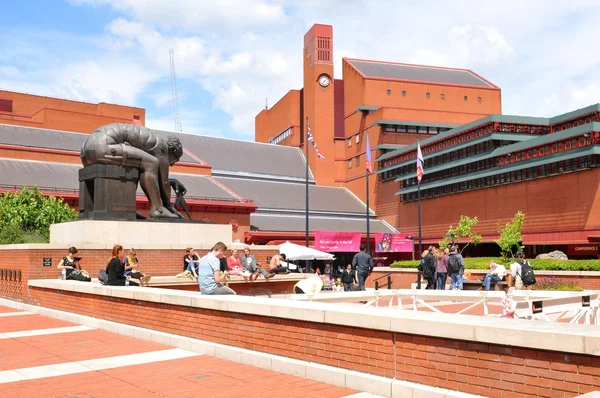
[{"xmin": 303, "ymin": 24, "xmax": 335, "ymax": 186}]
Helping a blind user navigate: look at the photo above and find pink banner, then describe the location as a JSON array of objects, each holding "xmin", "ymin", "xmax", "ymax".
[
  {"xmin": 375, "ymin": 233, "xmax": 413, "ymax": 253},
  {"xmin": 315, "ymin": 231, "xmax": 361, "ymax": 252}
]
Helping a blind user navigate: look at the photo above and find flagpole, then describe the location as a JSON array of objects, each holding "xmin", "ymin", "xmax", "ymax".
[
  {"xmin": 305, "ymin": 117, "xmax": 310, "ymax": 274},
  {"xmin": 417, "ymin": 140, "xmax": 423, "ymax": 289},
  {"xmin": 366, "ymin": 166, "xmax": 370, "ymax": 255}
]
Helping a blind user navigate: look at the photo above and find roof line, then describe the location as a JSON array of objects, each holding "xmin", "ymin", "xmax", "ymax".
[
  {"xmin": 206, "ymin": 177, "xmax": 244, "ymax": 201},
  {"xmin": 212, "ymin": 171, "xmax": 315, "ymax": 184},
  {"xmin": 215, "ymin": 176, "xmax": 322, "ymax": 187},
  {"xmin": 0, "ymin": 123, "xmax": 91, "ymax": 136},
  {"xmin": 0, "ymin": 89, "xmax": 144, "ymax": 110},
  {"xmin": 252, "ymin": 213, "xmax": 389, "ymax": 222}
]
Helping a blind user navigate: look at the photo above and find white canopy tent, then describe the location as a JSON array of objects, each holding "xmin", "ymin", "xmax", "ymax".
[{"xmin": 279, "ymin": 241, "xmax": 335, "ymax": 261}]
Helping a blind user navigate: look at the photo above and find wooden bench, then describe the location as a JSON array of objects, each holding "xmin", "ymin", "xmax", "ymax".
[{"xmin": 462, "ymin": 279, "xmax": 509, "ymax": 292}]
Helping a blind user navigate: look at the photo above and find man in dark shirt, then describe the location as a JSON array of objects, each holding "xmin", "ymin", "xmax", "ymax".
[
  {"xmin": 423, "ymin": 246, "xmax": 437, "ymax": 289},
  {"xmin": 352, "ymin": 244, "xmax": 374, "ymax": 291}
]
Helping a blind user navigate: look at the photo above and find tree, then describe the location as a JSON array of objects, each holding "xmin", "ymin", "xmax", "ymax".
[
  {"xmin": 438, "ymin": 215, "xmax": 482, "ymax": 254},
  {"xmin": 0, "ymin": 186, "xmax": 77, "ymax": 243},
  {"xmin": 496, "ymin": 211, "xmax": 525, "ymax": 259}
]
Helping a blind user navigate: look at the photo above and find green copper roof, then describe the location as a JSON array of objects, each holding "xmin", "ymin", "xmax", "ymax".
[
  {"xmin": 375, "ymin": 144, "xmax": 406, "ymax": 151},
  {"xmin": 392, "ymin": 122, "xmax": 600, "ymax": 182},
  {"xmin": 378, "ymin": 114, "xmax": 552, "ymax": 162},
  {"xmin": 376, "ymin": 132, "xmax": 533, "ymax": 166},
  {"xmin": 396, "ymin": 145, "xmax": 600, "ymax": 195},
  {"xmin": 375, "ymin": 120, "xmax": 459, "ymax": 129},
  {"xmin": 550, "ymin": 104, "xmax": 600, "ymax": 124},
  {"xmin": 356, "ymin": 105, "xmax": 381, "ymax": 112}
]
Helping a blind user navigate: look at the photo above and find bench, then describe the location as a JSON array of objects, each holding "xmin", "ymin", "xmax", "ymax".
[{"xmin": 462, "ymin": 279, "xmax": 509, "ymax": 292}]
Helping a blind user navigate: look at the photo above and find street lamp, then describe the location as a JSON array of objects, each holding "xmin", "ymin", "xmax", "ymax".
[{"xmin": 406, "ymin": 235, "xmax": 420, "ymax": 288}]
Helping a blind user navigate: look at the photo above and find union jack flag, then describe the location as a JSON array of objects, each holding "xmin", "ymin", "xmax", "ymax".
[
  {"xmin": 307, "ymin": 122, "xmax": 325, "ymax": 160},
  {"xmin": 416, "ymin": 141, "xmax": 424, "ymax": 182}
]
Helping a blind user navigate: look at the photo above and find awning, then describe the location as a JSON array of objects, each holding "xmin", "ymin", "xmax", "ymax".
[{"xmin": 279, "ymin": 241, "xmax": 335, "ymax": 261}]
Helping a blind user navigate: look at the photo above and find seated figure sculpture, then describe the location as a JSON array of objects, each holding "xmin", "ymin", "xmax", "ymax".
[{"xmin": 81, "ymin": 123, "xmax": 184, "ymax": 219}]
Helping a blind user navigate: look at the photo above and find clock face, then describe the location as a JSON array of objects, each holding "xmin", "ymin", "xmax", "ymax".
[{"xmin": 318, "ymin": 75, "xmax": 330, "ymax": 87}]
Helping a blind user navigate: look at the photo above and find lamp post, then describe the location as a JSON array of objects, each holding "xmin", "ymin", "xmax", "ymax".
[
  {"xmin": 445, "ymin": 232, "xmax": 456, "ymax": 248},
  {"xmin": 407, "ymin": 235, "xmax": 420, "ymax": 288}
]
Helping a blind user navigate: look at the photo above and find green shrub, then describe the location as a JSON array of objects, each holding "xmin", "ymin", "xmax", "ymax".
[
  {"xmin": 0, "ymin": 225, "xmax": 47, "ymax": 244},
  {"xmin": 533, "ymin": 277, "xmax": 584, "ymax": 291},
  {"xmin": 390, "ymin": 257, "xmax": 600, "ymax": 272}
]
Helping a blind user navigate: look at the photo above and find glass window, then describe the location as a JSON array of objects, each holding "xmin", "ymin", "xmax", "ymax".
[
  {"xmin": 356, "ymin": 155, "xmax": 360, "ymax": 166},
  {"xmin": 385, "ymin": 125, "xmax": 395, "ymax": 132},
  {"xmin": 478, "ymin": 97, "xmax": 482, "ymax": 103},
  {"xmin": 426, "ymin": 92, "xmax": 430, "ymax": 99},
  {"xmin": 387, "ymin": 89, "xmax": 391, "ymax": 95},
  {"xmin": 348, "ymin": 160, "xmax": 352, "ymax": 169},
  {"xmin": 348, "ymin": 138, "xmax": 352, "ymax": 147},
  {"xmin": 356, "ymin": 135, "xmax": 360, "ymax": 144},
  {"xmin": 441, "ymin": 94, "xmax": 445, "ymax": 100},
  {"xmin": 402, "ymin": 90, "xmax": 407, "ymax": 96}
]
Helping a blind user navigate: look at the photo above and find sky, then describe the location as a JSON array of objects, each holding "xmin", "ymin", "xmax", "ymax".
[{"xmin": 0, "ymin": 1, "xmax": 599, "ymax": 140}]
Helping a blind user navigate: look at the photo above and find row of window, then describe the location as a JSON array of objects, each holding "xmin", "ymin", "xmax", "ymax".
[
  {"xmin": 348, "ymin": 154, "xmax": 361, "ymax": 169},
  {"xmin": 553, "ymin": 113, "xmax": 599, "ymax": 132},
  {"xmin": 269, "ymin": 127, "xmax": 292, "ymax": 144},
  {"xmin": 347, "ymin": 134, "xmax": 360, "ymax": 147},
  {"xmin": 385, "ymin": 90, "xmax": 483, "ymax": 103},
  {"xmin": 400, "ymin": 156, "xmax": 597, "ymax": 202},
  {"xmin": 382, "ymin": 124, "xmax": 452, "ymax": 135},
  {"xmin": 381, "ymin": 139, "xmax": 513, "ymax": 181}
]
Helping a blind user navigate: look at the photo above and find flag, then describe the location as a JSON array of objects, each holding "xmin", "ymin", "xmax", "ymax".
[
  {"xmin": 307, "ymin": 122, "xmax": 325, "ymax": 160},
  {"xmin": 365, "ymin": 134, "xmax": 373, "ymax": 175},
  {"xmin": 416, "ymin": 142, "xmax": 424, "ymax": 182}
]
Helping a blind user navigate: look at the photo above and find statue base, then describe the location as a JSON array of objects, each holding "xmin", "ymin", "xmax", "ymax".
[{"xmin": 50, "ymin": 220, "xmax": 232, "ymax": 248}]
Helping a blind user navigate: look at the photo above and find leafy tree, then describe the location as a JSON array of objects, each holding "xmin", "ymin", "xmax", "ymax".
[
  {"xmin": 438, "ymin": 215, "xmax": 482, "ymax": 254},
  {"xmin": 496, "ymin": 211, "xmax": 525, "ymax": 259},
  {"xmin": 0, "ymin": 186, "xmax": 77, "ymax": 243}
]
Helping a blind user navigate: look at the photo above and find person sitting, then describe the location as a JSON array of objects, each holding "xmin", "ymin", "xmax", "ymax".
[
  {"xmin": 57, "ymin": 247, "xmax": 81, "ymax": 279},
  {"xmin": 184, "ymin": 247, "xmax": 199, "ymax": 274},
  {"xmin": 482, "ymin": 261, "xmax": 507, "ymax": 291},
  {"xmin": 269, "ymin": 253, "xmax": 291, "ymax": 276},
  {"xmin": 227, "ymin": 249, "xmax": 250, "ymax": 281},
  {"xmin": 124, "ymin": 248, "xmax": 151, "ymax": 286},
  {"xmin": 106, "ymin": 244, "xmax": 139, "ymax": 286},
  {"xmin": 198, "ymin": 242, "xmax": 236, "ymax": 295},
  {"xmin": 241, "ymin": 247, "xmax": 269, "ymax": 281}
]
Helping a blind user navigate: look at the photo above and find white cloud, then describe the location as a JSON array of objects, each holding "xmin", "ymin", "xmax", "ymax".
[{"xmin": 4, "ymin": 0, "xmax": 600, "ymax": 140}]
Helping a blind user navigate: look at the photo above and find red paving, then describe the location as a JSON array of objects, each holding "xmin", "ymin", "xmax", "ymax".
[
  {"xmin": 0, "ymin": 314, "xmax": 75, "ymax": 333},
  {"xmin": 0, "ymin": 306, "xmax": 358, "ymax": 398}
]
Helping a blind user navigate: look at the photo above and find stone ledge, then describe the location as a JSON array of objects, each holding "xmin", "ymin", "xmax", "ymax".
[
  {"xmin": 148, "ymin": 274, "xmax": 309, "ymax": 286},
  {"xmin": 26, "ymin": 279, "xmax": 600, "ymax": 356}
]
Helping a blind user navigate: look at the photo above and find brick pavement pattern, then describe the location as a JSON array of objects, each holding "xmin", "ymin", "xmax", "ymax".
[{"xmin": 0, "ymin": 305, "xmax": 357, "ymax": 398}]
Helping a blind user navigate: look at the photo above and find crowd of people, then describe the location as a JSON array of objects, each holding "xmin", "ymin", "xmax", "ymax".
[{"xmin": 420, "ymin": 246, "xmax": 536, "ymax": 291}]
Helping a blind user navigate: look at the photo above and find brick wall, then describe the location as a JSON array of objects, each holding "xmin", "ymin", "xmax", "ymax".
[
  {"xmin": 0, "ymin": 247, "xmax": 279, "ymax": 301},
  {"xmin": 27, "ymin": 286, "xmax": 600, "ymax": 397}
]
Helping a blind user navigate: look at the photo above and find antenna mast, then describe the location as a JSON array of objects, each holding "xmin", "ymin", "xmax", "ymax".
[{"xmin": 169, "ymin": 49, "xmax": 182, "ymax": 132}]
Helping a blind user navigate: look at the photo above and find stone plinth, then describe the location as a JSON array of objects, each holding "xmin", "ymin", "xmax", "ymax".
[
  {"xmin": 79, "ymin": 164, "xmax": 140, "ymax": 221},
  {"xmin": 50, "ymin": 219, "xmax": 232, "ymax": 247}
]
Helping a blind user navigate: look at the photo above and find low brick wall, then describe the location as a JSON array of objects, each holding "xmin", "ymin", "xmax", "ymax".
[
  {"xmin": 24, "ymin": 280, "xmax": 600, "ymax": 398},
  {"xmin": 369, "ymin": 268, "xmax": 600, "ymax": 291},
  {"xmin": 0, "ymin": 244, "xmax": 279, "ymax": 302}
]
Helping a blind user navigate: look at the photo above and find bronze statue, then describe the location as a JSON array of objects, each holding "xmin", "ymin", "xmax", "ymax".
[
  {"xmin": 169, "ymin": 178, "xmax": 192, "ymax": 220},
  {"xmin": 81, "ymin": 123, "xmax": 183, "ymax": 219}
]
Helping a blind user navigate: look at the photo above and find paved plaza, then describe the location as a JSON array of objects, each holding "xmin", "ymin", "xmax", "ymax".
[{"xmin": 0, "ymin": 305, "xmax": 370, "ymax": 398}]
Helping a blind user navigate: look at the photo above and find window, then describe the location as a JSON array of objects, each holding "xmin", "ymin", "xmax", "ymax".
[
  {"xmin": 440, "ymin": 94, "xmax": 445, "ymax": 100},
  {"xmin": 356, "ymin": 155, "xmax": 360, "ymax": 166},
  {"xmin": 477, "ymin": 97, "xmax": 482, "ymax": 103},
  {"xmin": 402, "ymin": 90, "xmax": 407, "ymax": 96},
  {"xmin": 268, "ymin": 127, "xmax": 292, "ymax": 144},
  {"xmin": 463, "ymin": 96, "xmax": 468, "ymax": 101},
  {"xmin": 348, "ymin": 160, "xmax": 352, "ymax": 169},
  {"xmin": 0, "ymin": 99, "xmax": 12, "ymax": 113},
  {"xmin": 133, "ymin": 115, "xmax": 141, "ymax": 120},
  {"xmin": 426, "ymin": 92, "xmax": 430, "ymax": 99},
  {"xmin": 387, "ymin": 89, "xmax": 391, "ymax": 95},
  {"xmin": 348, "ymin": 138, "xmax": 352, "ymax": 147},
  {"xmin": 356, "ymin": 135, "xmax": 360, "ymax": 144}
]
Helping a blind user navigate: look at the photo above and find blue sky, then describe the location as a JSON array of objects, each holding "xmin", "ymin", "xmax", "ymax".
[{"xmin": 1, "ymin": 1, "xmax": 599, "ymax": 140}]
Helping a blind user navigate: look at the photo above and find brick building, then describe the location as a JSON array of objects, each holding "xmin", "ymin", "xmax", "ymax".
[
  {"xmin": 0, "ymin": 90, "xmax": 145, "ymax": 132},
  {"xmin": 0, "ymin": 90, "xmax": 395, "ymax": 251},
  {"xmin": 255, "ymin": 23, "xmax": 600, "ymax": 257}
]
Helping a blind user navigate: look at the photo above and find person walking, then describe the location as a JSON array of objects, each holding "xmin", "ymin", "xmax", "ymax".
[
  {"xmin": 341, "ymin": 264, "xmax": 357, "ymax": 292},
  {"xmin": 352, "ymin": 244, "xmax": 374, "ymax": 291}
]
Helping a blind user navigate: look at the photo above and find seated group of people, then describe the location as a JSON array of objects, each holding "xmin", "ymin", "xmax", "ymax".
[
  {"xmin": 481, "ymin": 251, "xmax": 536, "ymax": 291},
  {"xmin": 184, "ymin": 246, "xmax": 290, "ymax": 283},
  {"xmin": 57, "ymin": 245, "xmax": 151, "ymax": 287}
]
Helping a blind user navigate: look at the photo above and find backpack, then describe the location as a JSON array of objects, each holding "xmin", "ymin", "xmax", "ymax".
[
  {"xmin": 98, "ymin": 269, "xmax": 108, "ymax": 285},
  {"xmin": 519, "ymin": 261, "xmax": 536, "ymax": 286},
  {"xmin": 448, "ymin": 254, "xmax": 461, "ymax": 274}
]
